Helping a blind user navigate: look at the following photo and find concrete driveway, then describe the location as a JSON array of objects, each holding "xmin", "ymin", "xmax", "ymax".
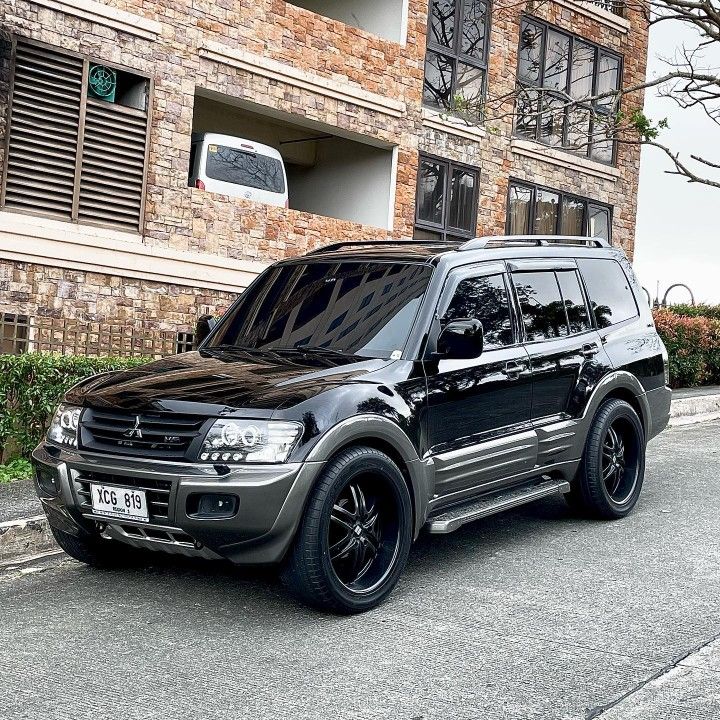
[{"xmin": 1, "ymin": 421, "xmax": 719, "ymax": 719}]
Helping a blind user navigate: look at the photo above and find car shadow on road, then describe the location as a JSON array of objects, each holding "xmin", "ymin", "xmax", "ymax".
[{"xmin": 64, "ymin": 494, "xmax": 585, "ymax": 619}]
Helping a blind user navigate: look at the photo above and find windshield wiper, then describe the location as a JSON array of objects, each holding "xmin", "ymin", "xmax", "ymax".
[{"xmin": 292, "ymin": 345, "xmax": 353, "ymax": 357}]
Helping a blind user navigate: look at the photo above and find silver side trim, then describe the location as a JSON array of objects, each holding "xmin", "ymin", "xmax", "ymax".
[
  {"xmin": 103, "ymin": 523, "xmax": 222, "ymax": 559},
  {"xmin": 426, "ymin": 479, "xmax": 570, "ymax": 534}
]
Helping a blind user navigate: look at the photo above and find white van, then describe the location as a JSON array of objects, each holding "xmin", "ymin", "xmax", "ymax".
[{"xmin": 188, "ymin": 132, "xmax": 288, "ymax": 208}]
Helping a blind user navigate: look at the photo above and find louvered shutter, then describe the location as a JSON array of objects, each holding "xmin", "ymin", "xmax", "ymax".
[
  {"xmin": 78, "ymin": 97, "xmax": 148, "ymax": 230},
  {"xmin": 3, "ymin": 41, "xmax": 83, "ymax": 218}
]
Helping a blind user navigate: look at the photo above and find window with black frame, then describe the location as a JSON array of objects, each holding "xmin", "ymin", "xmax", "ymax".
[
  {"xmin": 415, "ymin": 155, "xmax": 480, "ymax": 241},
  {"xmin": 423, "ymin": 0, "xmax": 491, "ymax": 122},
  {"xmin": 516, "ymin": 18, "xmax": 622, "ymax": 164},
  {"xmin": 506, "ymin": 180, "xmax": 612, "ymax": 242}
]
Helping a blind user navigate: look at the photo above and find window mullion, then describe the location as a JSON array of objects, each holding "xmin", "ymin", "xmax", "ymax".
[{"xmin": 71, "ymin": 58, "xmax": 89, "ymax": 223}]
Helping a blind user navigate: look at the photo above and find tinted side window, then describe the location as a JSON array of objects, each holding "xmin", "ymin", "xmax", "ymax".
[
  {"xmin": 556, "ymin": 270, "xmax": 591, "ymax": 334},
  {"xmin": 443, "ymin": 274, "xmax": 514, "ymax": 350},
  {"xmin": 512, "ymin": 271, "xmax": 569, "ymax": 341},
  {"xmin": 205, "ymin": 145, "xmax": 285, "ymax": 193},
  {"xmin": 577, "ymin": 259, "xmax": 638, "ymax": 328}
]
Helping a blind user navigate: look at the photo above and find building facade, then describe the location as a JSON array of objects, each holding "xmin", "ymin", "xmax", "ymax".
[{"xmin": 0, "ymin": 0, "xmax": 647, "ymax": 355}]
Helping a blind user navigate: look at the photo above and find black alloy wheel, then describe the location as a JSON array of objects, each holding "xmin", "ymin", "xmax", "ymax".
[
  {"xmin": 282, "ymin": 446, "xmax": 413, "ymax": 613},
  {"xmin": 567, "ymin": 398, "xmax": 646, "ymax": 519}
]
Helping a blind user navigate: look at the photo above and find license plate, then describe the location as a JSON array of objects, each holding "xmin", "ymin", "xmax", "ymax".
[{"xmin": 90, "ymin": 483, "xmax": 149, "ymax": 523}]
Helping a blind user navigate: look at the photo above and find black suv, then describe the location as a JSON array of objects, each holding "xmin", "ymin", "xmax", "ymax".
[{"xmin": 33, "ymin": 237, "xmax": 671, "ymax": 613}]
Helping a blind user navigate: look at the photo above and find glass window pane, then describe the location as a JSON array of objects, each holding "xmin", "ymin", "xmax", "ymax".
[
  {"xmin": 205, "ymin": 145, "xmax": 285, "ymax": 193},
  {"xmin": 533, "ymin": 190, "xmax": 559, "ymax": 234},
  {"xmin": 566, "ymin": 106, "xmax": 591, "ymax": 155},
  {"xmin": 588, "ymin": 204, "xmax": 611, "ymax": 241},
  {"xmin": 455, "ymin": 63, "xmax": 485, "ymax": 119},
  {"xmin": 414, "ymin": 227, "xmax": 443, "ymax": 241},
  {"xmin": 423, "ymin": 51, "xmax": 454, "ymax": 110},
  {"xmin": 544, "ymin": 30, "xmax": 570, "ymax": 92},
  {"xmin": 596, "ymin": 53, "xmax": 620, "ymax": 110},
  {"xmin": 417, "ymin": 158, "xmax": 447, "ymax": 225},
  {"xmin": 539, "ymin": 95, "xmax": 565, "ymax": 147},
  {"xmin": 559, "ymin": 196, "xmax": 585, "ymax": 235},
  {"xmin": 556, "ymin": 270, "xmax": 591, "ymax": 334},
  {"xmin": 516, "ymin": 88, "xmax": 539, "ymax": 138},
  {"xmin": 518, "ymin": 21, "xmax": 543, "ymax": 86},
  {"xmin": 444, "ymin": 274, "xmax": 514, "ymax": 349},
  {"xmin": 591, "ymin": 118, "xmax": 614, "ymax": 163},
  {"xmin": 508, "ymin": 184, "xmax": 532, "ymax": 234},
  {"xmin": 448, "ymin": 167, "xmax": 477, "ymax": 231},
  {"xmin": 462, "ymin": 0, "xmax": 488, "ymax": 59},
  {"xmin": 577, "ymin": 258, "xmax": 638, "ymax": 328},
  {"xmin": 429, "ymin": 0, "xmax": 455, "ymax": 48},
  {"xmin": 571, "ymin": 41, "xmax": 595, "ymax": 100},
  {"xmin": 512, "ymin": 271, "xmax": 569, "ymax": 341}
]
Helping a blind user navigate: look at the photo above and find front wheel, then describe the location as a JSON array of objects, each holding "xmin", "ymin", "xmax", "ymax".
[
  {"xmin": 568, "ymin": 398, "xmax": 646, "ymax": 519},
  {"xmin": 282, "ymin": 446, "xmax": 413, "ymax": 613}
]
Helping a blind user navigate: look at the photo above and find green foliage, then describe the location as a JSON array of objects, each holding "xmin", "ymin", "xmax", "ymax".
[
  {"xmin": 0, "ymin": 353, "xmax": 151, "ymax": 461},
  {"xmin": 0, "ymin": 458, "xmax": 32, "ymax": 484},
  {"xmin": 653, "ymin": 309, "xmax": 720, "ymax": 388},
  {"xmin": 666, "ymin": 303, "xmax": 720, "ymax": 321},
  {"xmin": 625, "ymin": 109, "xmax": 669, "ymax": 142}
]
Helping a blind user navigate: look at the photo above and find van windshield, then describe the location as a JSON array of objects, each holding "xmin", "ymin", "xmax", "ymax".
[
  {"xmin": 205, "ymin": 144, "xmax": 285, "ymax": 193},
  {"xmin": 207, "ymin": 261, "xmax": 434, "ymax": 360}
]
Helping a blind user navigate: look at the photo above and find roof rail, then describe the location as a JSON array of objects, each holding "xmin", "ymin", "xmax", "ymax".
[
  {"xmin": 305, "ymin": 239, "xmax": 458, "ymax": 255},
  {"xmin": 459, "ymin": 235, "xmax": 610, "ymax": 251}
]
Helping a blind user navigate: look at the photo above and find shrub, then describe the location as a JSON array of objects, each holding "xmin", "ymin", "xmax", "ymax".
[
  {"xmin": 653, "ymin": 309, "xmax": 720, "ymax": 388},
  {"xmin": 667, "ymin": 303, "xmax": 720, "ymax": 321},
  {"xmin": 0, "ymin": 353, "xmax": 151, "ymax": 461},
  {"xmin": 0, "ymin": 458, "xmax": 32, "ymax": 484}
]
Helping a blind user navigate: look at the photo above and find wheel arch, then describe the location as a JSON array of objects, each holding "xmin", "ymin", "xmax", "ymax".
[
  {"xmin": 584, "ymin": 371, "xmax": 650, "ymax": 437},
  {"xmin": 304, "ymin": 416, "xmax": 430, "ymax": 538}
]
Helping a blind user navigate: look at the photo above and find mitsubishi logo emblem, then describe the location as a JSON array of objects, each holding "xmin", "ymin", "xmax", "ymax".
[{"xmin": 123, "ymin": 416, "xmax": 143, "ymax": 439}]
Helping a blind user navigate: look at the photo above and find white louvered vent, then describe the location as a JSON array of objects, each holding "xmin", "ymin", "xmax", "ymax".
[{"xmin": 3, "ymin": 42, "xmax": 82, "ymax": 217}]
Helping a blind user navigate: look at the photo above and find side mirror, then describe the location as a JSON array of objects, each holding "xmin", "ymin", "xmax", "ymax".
[
  {"xmin": 437, "ymin": 318, "xmax": 484, "ymax": 359},
  {"xmin": 195, "ymin": 314, "xmax": 217, "ymax": 348}
]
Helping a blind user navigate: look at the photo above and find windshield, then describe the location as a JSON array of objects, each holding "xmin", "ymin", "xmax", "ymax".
[{"xmin": 208, "ymin": 261, "xmax": 434, "ymax": 359}]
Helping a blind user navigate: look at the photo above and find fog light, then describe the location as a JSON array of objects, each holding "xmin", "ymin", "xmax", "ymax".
[
  {"xmin": 187, "ymin": 493, "xmax": 238, "ymax": 519},
  {"xmin": 35, "ymin": 467, "xmax": 60, "ymax": 497}
]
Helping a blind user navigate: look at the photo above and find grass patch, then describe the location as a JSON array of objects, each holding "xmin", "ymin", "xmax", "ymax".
[{"xmin": 0, "ymin": 458, "xmax": 33, "ymax": 484}]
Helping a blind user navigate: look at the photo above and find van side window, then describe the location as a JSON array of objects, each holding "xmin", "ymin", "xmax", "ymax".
[
  {"xmin": 556, "ymin": 270, "xmax": 591, "ymax": 334},
  {"xmin": 577, "ymin": 259, "xmax": 639, "ymax": 328},
  {"xmin": 512, "ymin": 271, "xmax": 568, "ymax": 341},
  {"xmin": 443, "ymin": 274, "xmax": 514, "ymax": 350}
]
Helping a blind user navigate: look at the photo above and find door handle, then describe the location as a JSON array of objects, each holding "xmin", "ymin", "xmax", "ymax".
[
  {"xmin": 581, "ymin": 343, "xmax": 599, "ymax": 358},
  {"xmin": 502, "ymin": 361, "xmax": 524, "ymax": 380}
]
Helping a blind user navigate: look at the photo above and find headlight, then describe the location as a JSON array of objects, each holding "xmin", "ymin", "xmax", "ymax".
[
  {"xmin": 47, "ymin": 404, "xmax": 82, "ymax": 448},
  {"xmin": 198, "ymin": 419, "xmax": 303, "ymax": 463}
]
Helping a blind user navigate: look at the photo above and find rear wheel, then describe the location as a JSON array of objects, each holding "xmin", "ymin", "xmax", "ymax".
[
  {"xmin": 282, "ymin": 446, "xmax": 413, "ymax": 613},
  {"xmin": 50, "ymin": 525, "xmax": 136, "ymax": 567},
  {"xmin": 568, "ymin": 398, "xmax": 645, "ymax": 519}
]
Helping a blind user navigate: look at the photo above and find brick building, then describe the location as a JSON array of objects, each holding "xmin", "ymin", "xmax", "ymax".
[{"xmin": 0, "ymin": 0, "xmax": 647, "ymax": 355}]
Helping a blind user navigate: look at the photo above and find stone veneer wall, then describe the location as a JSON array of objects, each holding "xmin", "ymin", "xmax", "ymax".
[{"xmin": 0, "ymin": 0, "xmax": 648, "ymax": 344}]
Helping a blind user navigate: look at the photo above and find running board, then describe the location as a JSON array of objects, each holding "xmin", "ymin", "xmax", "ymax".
[{"xmin": 425, "ymin": 479, "xmax": 570, "ymax": 534}]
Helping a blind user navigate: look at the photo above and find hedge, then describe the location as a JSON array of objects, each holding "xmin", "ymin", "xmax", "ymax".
[
  {"xmin": 665, "ymin": 303, "xmax": 720, "ymax": 321},
  {"xmin": 0, "ymin": 353, "xmax": 151, "ymax": 462},
  {"xmin": 653, "ymin": 309, "xmax": 720, "ymax": 389}
]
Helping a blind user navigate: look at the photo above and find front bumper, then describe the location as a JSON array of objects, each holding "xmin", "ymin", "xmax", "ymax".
[{"xmin": 31, "ymin": 442, "xmax": 324, "ymax": 564}]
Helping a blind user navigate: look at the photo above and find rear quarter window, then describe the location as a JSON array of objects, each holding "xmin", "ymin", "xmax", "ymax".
[{"xmin": 577, "ymin": 258, "xmax": 639, "ymax": 328}]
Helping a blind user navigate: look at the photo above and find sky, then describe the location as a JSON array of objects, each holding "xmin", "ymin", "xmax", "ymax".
[{"xmin": 633, "ymin": 19, "xmax": 720, "ymax": 305}]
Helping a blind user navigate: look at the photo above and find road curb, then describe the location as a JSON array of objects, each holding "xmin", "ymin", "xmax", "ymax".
[
  {"xmin": 669, "ymin": 393, "xmax": 720, "ymax": 427},
  {"xmin": 0, "ymin": 515, "xmax": 56, "ymax": 562}
]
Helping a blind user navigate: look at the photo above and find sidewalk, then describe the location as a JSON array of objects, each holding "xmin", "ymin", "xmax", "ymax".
[{"xmin": 669, "ymin": 385, "xmax": 720, "ymax": 426}]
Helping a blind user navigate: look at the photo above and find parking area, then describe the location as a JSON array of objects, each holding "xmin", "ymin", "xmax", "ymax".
[{"xmin": 1, "ymin": 420, "xmax": 719, "ymax": 720}]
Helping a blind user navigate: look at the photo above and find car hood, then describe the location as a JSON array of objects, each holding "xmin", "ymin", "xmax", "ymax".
[{"xmin": 66, "ymin": 349, "xmax": 391, "ymax": 415}]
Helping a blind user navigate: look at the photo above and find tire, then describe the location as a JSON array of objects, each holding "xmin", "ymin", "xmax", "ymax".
[
  {"xmin": 282, "ymin": 446, "xmax": 413, "ymax": 614},
  {"xmin": 568, "ymin": 398, "xmax": 646, "ymax": 519},
  {"xmin": 50, "ymin": 525, "xmax": 136, "ymax": 568}
]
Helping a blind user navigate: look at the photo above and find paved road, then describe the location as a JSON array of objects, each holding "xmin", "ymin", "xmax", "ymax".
[{"xmin": 2, "ymin": 421, "xmax": 720, "ymax": 720}]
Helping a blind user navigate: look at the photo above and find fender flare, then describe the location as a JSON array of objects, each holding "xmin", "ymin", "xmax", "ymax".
[
  {"xmin": 304, "ymin": 415, "xmax": 431, "ymax": 537},
  {"xmin": 582, "ymin": 371, "xmax": 651, "ymax": 435}
]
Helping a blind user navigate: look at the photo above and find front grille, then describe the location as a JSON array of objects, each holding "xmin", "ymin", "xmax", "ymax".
[
  {"xmin": 79, "ymin": 407, "xmax": 207, "ymax": 460},
  {"xmin": 74, "ymin": 470, "xmax": 173, "ymax": 523}
]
